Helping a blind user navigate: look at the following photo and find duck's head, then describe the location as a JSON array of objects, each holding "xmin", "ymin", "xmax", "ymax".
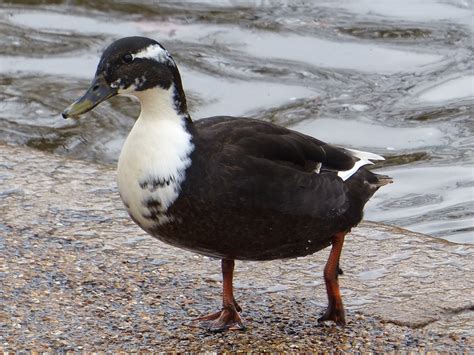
[{"xmin": 62, "ymin": 36, "xmax": 188, "ymax": 119}]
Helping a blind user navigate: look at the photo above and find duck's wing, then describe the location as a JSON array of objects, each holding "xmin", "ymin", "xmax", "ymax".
[{"xmin": 195, "ymin": 116, "xmax": 383, "ymax": 178}]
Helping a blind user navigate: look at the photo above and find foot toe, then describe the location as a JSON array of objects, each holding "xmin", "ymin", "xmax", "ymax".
[
  {"xmin": 318, "ymin": 307, "xmax": 346, "ymax": 326},
  {"xmin": 189, "ymin": 306, "xmax": 246, "ymax": 332}
]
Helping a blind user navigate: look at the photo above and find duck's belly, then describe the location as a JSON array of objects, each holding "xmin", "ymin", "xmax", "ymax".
[
  {"xmin": 144, "ymin": 196, "xmax": 337, "ymax": 261},
  {"xmin": 119, "ymin": 162, "xmax": 341, "ymax": 260}
]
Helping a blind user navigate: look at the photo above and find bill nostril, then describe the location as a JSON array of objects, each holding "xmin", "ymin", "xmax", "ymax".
[{"xmin": 92, "ymin": 85, "xmax": 100, "ymax": 91}]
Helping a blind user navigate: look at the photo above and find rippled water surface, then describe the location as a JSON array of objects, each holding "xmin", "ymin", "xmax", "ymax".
[{"xmin": 0, "ymin": 0, "xmax": 472, "ymax": 243}]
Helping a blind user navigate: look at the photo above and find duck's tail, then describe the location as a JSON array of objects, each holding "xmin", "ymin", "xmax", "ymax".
[
  {"xmin": 373, "ymin": 173, "xmax": 393, "ymax": 188},
  {"xmin": 345, "ymin": 169, "xmax": 393, "ymax": 211}
]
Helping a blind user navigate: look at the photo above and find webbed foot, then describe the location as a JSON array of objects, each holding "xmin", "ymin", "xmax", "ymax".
[
  {"xmin": 318, "ymin": 303, "xmax": 346, "ymax": 326},
  {"xmin": 190, "ymin": 305, "xmax": 245, "ymax": 332}
]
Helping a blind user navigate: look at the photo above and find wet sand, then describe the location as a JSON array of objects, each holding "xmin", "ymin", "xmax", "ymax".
[{"xmin": 1, "ymin": 143, "xmax": 472, "ymax": 352}]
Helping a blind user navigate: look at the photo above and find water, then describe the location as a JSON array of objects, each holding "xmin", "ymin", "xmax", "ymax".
[{"xmin": 0, "ymin": 0, "xmax": 472, "ymax": 243}]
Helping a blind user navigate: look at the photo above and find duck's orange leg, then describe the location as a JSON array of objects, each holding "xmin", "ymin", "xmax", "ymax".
[
  {"xmin": 318, "ymin": 231, "xmax": 346, "ymax": 326},
  {"xmin": 190, "ymin": 259, "xmax": 245, "ymax": 332}
]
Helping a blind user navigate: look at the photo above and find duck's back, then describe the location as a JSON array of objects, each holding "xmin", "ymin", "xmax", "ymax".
[{"xmin": 147, "ymin": 117, "xmax": 389, "ymax": 260}]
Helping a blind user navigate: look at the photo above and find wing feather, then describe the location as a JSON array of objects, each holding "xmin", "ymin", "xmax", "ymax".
[{"xmin": 196, "ymin": 116, "xmax": 384, "ymax": 181}]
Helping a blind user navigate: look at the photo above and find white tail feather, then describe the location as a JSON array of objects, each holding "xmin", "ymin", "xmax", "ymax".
[
  {"xmin": 337, "ymin": 148, "xmax": 385, "ymax": 181},
  {"xmin": 345, "ymin": 148, "xmax": 385, "ymax": 161}
]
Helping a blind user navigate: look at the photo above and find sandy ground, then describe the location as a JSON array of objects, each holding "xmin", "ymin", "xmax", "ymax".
[{"xmin": 1, "ymin": 143, "xmax": 472, "ymax": 352}]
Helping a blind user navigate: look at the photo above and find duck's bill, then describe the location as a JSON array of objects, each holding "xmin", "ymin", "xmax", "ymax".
[{"xmin": 62, "ymin": 75, "xmax": 117, "ymax": 119}]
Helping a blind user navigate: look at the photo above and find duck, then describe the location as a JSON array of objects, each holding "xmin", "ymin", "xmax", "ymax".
[{"xmin": 62, "ymin": 36, "xmax": 392, "ymax": 332}]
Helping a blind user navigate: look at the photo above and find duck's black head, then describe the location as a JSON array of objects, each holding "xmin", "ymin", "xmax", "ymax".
[{"xmin": 62, "ymin": 36, "xmax": 188, "ymax": 118}]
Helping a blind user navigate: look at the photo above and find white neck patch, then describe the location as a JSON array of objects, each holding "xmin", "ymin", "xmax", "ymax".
[
  {"xmin": 132, "ymin": 44, "xmax": 174, "ymax": 65},
  {"xmin": 117, "ymin": 84, "xmax": 193, "ymax": 230}
]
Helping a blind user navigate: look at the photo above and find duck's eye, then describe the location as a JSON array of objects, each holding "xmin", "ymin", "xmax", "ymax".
[{"xmin": 122, "ymin": 53, "xmax": 133, "ymax": 64}]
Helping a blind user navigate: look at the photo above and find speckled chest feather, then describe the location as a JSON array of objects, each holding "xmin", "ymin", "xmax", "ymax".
[{"xmin": 117, "ymin": 88, "xmax": 194, "ymax": 232}]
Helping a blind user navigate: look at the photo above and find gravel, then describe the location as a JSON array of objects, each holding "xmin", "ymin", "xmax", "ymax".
[{"xmin": 1, "ymin": 143, "xmax": 472, "ymax": 352}]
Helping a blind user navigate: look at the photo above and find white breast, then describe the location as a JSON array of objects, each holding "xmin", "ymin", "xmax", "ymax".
[{"xmin": 117, "ymin": 110, "xmax": 194, "ymax": 230}]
